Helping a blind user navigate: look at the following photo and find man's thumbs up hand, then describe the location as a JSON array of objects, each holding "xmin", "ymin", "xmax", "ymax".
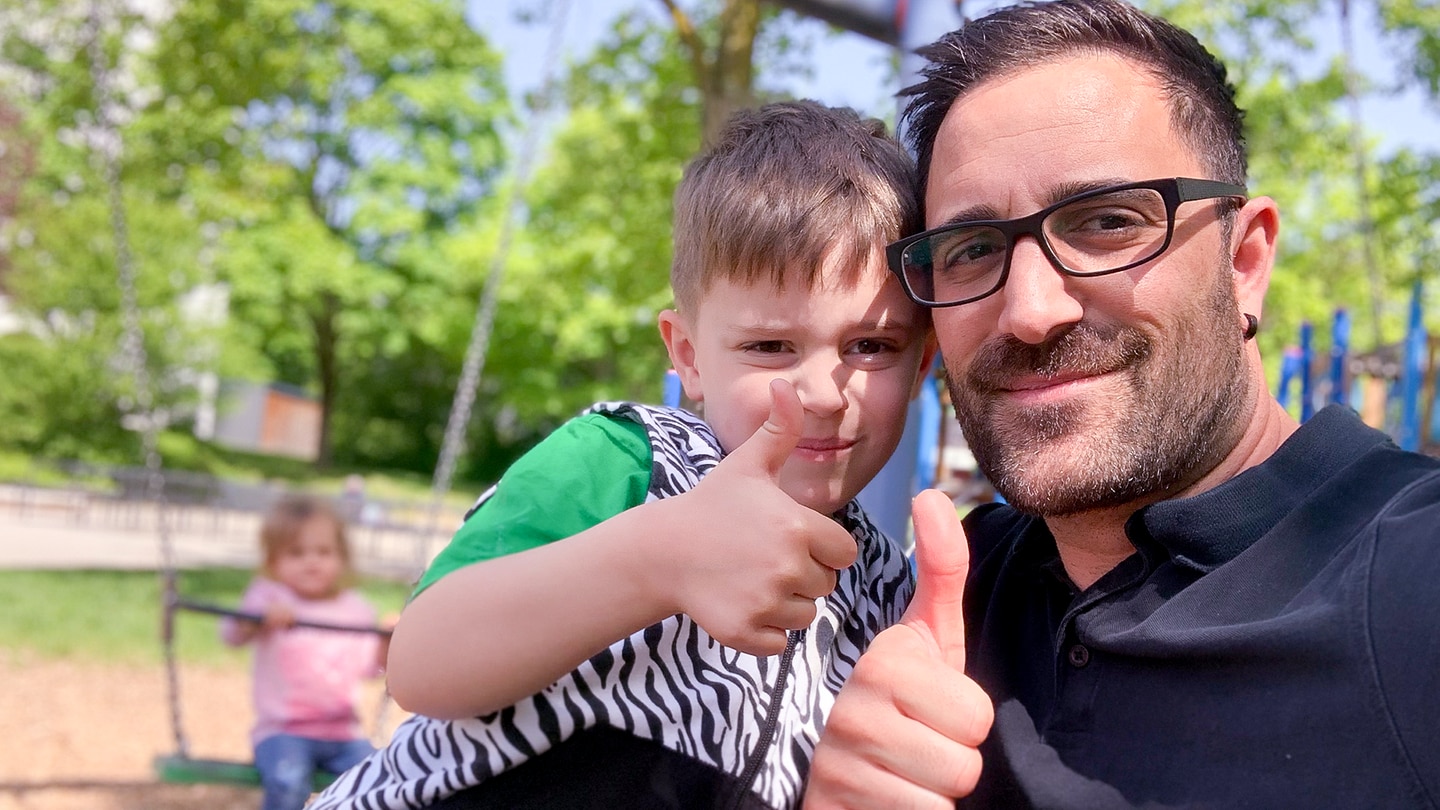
[
  {"xmin": 654, "ymin": 380, "xmax": 857, "ymax": 656},
  {"xmin": 903, "ymin": 488, "xmax": 972, "ymax": 670},
  {"xmin": 804, "ymin": 490, "xmax": 994, "ymax": 809}
]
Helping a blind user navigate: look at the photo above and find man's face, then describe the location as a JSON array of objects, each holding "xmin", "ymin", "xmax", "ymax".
[{"xmin": 926, "ymin": 53, "xmax": 1250, "ymax": 516}]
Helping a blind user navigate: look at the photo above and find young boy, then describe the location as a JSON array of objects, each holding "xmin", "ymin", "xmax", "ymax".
[{"xmin": 310, "ymin": 100, "xmax": 934, "ymax": 810}]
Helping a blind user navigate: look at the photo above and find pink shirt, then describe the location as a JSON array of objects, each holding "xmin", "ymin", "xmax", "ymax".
[{"xmin": 220, "ymin": 577, "xmax": 382, "ymax": 746}]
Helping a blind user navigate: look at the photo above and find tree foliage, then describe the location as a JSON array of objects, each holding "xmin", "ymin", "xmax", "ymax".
[
  {"xmin": 464, "ymin": 2, "xmax": 824, "ymax": 446},
  {"xmin": 1, "ymin": 0, "xmax": 1436, "ymax": 479},
  {"xmin": 148, "ymin": 0, "xmax": 512, "ymax": 467},
  {"xmin": 1, "ymin": 0, "xmax": 518, "ymax": 473},
  {"xmin": 0, "ymin": 0, "xmax": 211, "ymax": 461},
  {"xmin": 1150, "ymin": 0, "xmax": 1439, "ymax": 384},
  {"xmin": 472, "ymin": 9, "xmax": 701, "ymax": 438}
]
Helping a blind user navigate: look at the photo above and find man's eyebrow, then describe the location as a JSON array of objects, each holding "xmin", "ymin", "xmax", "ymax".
[
  {"xmin": 936, "ymin": 203, "xmax": 1003, "ymax": 227},
  {"xmin": 934, "ymin": 177, "xmax": 1136, "ymax": 228},
  {"xmin": 1050, "ymin": 177, "xmax": 1132, "ymax": 204}
]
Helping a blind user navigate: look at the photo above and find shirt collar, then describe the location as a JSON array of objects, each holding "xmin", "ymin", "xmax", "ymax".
[{"xmin": 1134, "ymin": 405, "xmax": 1393, "ymax": 572}]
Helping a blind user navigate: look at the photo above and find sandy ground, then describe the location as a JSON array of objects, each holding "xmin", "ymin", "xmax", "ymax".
[
  {"xmin": 0, "ymin": 496, "xmax": 424, "ymax": 808},
  {"xmin": 0, "ymin": 652, "xmax": 407, "ymax": 810}
]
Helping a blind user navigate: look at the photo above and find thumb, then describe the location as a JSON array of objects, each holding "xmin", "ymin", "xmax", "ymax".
[
  {"xmin": 726, "ymin": 378, "xmax": 804, "ymax": 480},
  {"xmin": 902, "ymin": 488, "xmax": 971, "ymax": 671}
]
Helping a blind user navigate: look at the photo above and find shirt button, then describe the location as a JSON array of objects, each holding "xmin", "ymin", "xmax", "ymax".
[{"xmin": 1067, "ymin": 643, "xmax": 1090, "ymax": 668}]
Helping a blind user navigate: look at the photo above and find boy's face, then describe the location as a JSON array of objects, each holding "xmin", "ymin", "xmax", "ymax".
[{"xmin": 661, "ymin": 250, "xmax": 935, "ymax": 515}]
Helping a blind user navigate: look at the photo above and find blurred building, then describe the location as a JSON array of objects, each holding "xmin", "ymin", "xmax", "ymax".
[
  {"xmin": 202, "ymin": 380, "xmax": 322, "ymax": 462},
  {"xmin": 0, "ymin": 294, "xmax": 18, "ymax": 336}
]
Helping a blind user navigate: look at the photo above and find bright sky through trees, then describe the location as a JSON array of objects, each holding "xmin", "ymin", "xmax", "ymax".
[{"xmin": 470, "ymin": 0, "xmax": 1439, "ymax": 156}]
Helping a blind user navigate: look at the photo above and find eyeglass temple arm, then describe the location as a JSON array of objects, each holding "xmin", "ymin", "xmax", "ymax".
[{"xmin": 1175, "ymin": 176, "xmax": 1247, "ymax": 201}]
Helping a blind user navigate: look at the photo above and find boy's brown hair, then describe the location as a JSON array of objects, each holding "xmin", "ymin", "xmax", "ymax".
[
  {"xmin": 670, "ymin": 100, "xmax": 920, "ymax": 313},
  {"xmin": 259, "ymin": 494, "xmax": 355, "ymax": 594}
]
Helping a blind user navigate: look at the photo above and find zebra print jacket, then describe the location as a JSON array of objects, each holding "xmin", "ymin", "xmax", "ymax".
[{"xmin": 310, "ymin": 402, "xmax": 915, "ymax": 810}]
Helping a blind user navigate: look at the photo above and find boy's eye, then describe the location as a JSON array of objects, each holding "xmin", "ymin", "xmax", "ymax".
[
  {"xmin": 743, "ymin": 341, "xmax": 788, "ymax": 354},
  {"xmin": 849, "ymin": 338, "xmax": 902, "ymax": 357}
]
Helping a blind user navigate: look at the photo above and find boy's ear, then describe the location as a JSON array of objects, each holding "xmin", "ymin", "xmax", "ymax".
[
  {"xmin": 657, "ymin": 309, "xmax": 704, "ymax": 403},
  {"xmin": 910, "ymin": 331, "xmax": 939, "ymax": 401}
]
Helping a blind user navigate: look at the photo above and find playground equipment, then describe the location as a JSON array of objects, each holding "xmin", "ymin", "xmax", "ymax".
[
  {"xmin": 79, "ymin": 0, "xmax": 576, "ymax": 788},
  {"xmin": 1276, "ymin": 283, "xmax": 1437, "ymax": 452}
]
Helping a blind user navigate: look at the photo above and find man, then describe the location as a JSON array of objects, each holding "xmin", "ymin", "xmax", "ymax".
[{"xmin": 803, "ymin": 0, "xmax": 1440, "ymax": 807}]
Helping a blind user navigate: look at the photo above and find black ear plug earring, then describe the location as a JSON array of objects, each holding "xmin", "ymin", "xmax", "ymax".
[{"xmin": 1242, "ymin": 313, "xmax": 1259, "ymax": 341}]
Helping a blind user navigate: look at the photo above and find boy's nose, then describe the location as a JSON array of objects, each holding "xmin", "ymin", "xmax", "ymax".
[
  {"xmin": 995, "ymin": 237, "xmax": 1084, "ymax": 345},
  {"xmin": 790, "ymin": 359, "xmax": 847, "ymax": 416}
]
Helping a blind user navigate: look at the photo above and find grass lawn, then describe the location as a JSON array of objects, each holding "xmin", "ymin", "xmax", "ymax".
[
  {"xmin": 0, "ymin": 437, "xmax": 468, "ymax": 667},
  {"xmin": 0, "ymin": 568, "xmax": 413, "ymax": 666}
]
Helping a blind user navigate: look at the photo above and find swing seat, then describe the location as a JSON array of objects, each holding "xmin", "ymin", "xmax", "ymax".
[{"xmin": 154, "ymin": 754, "xmax": 339, "ymax": 790}]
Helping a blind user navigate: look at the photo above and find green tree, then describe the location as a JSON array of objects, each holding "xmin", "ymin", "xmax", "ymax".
[
  {"xmin": 149, "ymin": 0, "xmax": 511, "ymax": 467},
  {"xmin": 0, "ymin": 0, "xmax": 212, "ymax": 461},
  {"xmin": 1153, "ymin": 0, "xmax": 1439, "ymax": 391},
  {"xmin": 410, "ymin": 3, "xmax": 812, "ymax": 480},
  {"xmin": 660, "ymin": 0, "xmax": 761, "ymax": 145},
  {"xmin": 441, "ymin": 9, "xmax": 696, "ymax": 449},
  {"xmin": 1380, "ymin": 0, "xmax": 1440, "ymax": 98},
  {"xmin": 458, "ymin": 3, "xmax": 822, "ymax": 447}
]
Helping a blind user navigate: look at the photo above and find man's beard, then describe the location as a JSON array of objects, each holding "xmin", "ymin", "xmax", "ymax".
[{"xmin": 947, "ymin": 272, "xmax": 1250, "ymax": 517}]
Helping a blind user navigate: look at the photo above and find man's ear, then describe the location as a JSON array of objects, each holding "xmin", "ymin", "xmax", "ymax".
[
  {"xmin": 1231, "ymin": 196, "xmax": 1280, "ymax": 322},
  {"xmin": 910, "ymin": 331, "xmax": 940, "ymax": 401},
  {"xmin": 657, "ymin": 309, "xmax": 704, "ymax": 403}
]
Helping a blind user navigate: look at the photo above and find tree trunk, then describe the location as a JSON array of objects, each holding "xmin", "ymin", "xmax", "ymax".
[
  {"xmin": 311, "ymin": 292, "xmax": 340, "ymax": 468},
  {"xmin": 659, "ymin": 0, "xmax": 760, "ymax": 147}
]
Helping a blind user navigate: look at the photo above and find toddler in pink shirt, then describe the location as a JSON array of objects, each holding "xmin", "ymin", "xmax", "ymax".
[{"xmin": 221, "ymin": 495, "xmax": 390, "ymax": 810}]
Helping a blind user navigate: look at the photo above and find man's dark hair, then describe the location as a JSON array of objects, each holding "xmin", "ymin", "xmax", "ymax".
[{"xmin": 901, "ymin": 0, "xmax": 1247, "ymax": 198}]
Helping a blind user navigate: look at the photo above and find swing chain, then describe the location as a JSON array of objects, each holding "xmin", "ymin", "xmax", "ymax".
[
  {"xmin": 423, "ymin": 0, "xmax": 574, "ymax": 565},
  {"xmin": 84, "ymin": 0, "xmax": 188, "ymax": 759}
]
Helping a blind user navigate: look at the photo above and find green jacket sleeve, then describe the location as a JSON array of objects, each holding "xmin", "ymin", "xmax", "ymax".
[{"xmin": 413, "ymin": 413, "xmax": 651, "ymax": 596}]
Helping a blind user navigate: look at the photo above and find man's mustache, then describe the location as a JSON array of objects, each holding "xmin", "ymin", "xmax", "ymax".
[{"xmin": 963, "ymin": 323, "xmax": 1151, "ymax": 392}]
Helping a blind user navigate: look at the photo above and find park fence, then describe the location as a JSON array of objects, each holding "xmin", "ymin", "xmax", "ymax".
[{"xmin": 0, "ymin": 463, "xmax": 464, "ymax": 580}]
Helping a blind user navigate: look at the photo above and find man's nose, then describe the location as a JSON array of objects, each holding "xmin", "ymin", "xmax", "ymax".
[{"xmin": 994, "ymin": 235, "xmax": 1084, "ymax": 345}]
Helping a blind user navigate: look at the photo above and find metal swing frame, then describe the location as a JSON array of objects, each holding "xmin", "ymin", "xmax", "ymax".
[
  {"xmin": 84, "ymin": 0, "xmax": 572, "ymax": 789},
  {"xmin": 81, "ymin": 0, "xmax": 391, "ymax": 789}
]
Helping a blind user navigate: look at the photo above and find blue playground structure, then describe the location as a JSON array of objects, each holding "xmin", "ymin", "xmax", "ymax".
[{"xmin": 1276, "ymin": 283, "xmax": 1437, "ymax": 452}]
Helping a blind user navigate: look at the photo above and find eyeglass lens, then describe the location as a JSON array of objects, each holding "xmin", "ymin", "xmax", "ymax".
[{"xmin": 902, "ymin": 186, "xmax": 1172, "ymax": 305}]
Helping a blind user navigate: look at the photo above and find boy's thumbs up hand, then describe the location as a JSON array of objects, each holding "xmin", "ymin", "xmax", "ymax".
[
  {"xmin": 804, "ymin": 490, "xmax": 994, "ymax": 809},
  {"xmin": 657, "ymin": 379, "xmax": 858, "ymax": 656},
  {"xmin": 728, "ymin": 377, "xmax": 807, "ymax": 480}
]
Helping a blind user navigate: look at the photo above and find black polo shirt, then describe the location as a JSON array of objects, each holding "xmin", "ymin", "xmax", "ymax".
[{"xmin": 961, "ymin": 406, "xmax": 1440, "ymax": 809}]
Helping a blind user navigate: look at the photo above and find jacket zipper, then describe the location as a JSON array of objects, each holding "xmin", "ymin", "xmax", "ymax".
[{"xmin": 730, "ymin": 629, "xmax": 803, "ymax": 810}]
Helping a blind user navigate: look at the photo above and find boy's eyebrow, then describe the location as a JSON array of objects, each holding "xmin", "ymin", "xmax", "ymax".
[
  {"xmin": 853, "ymin": 317, "xmax": 920, "ymax": 331},
  {"xmin": 728, "ymin": 316, "xmax": 920, "ymax": 334}
]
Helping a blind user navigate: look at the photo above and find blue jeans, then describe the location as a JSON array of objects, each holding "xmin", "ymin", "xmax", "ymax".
[{"xmin": 253, "ymin": 734, "xmax": 374, "ymax": 810}]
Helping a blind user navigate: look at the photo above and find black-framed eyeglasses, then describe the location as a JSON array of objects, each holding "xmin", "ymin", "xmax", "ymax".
[{"xmin": 886, "ymin": 177, "xmax": 1248, "ymax": 308}]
